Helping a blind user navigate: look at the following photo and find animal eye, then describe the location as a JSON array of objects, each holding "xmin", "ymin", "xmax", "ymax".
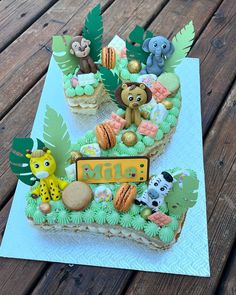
[
  {"xmin": 160, "ymin": 187, "xmax": 165, "ymax": 191},
  {"xmin": 162, "ymin": 44, "xmax": 167, "ymax": 49},
  {"xmin": 154, "ymin": 182, "xmax": 158, "ymax": 186},
  {"xmin": 44, "ymin": 160, "xmax": 50, "ymax": 167},
  {"xmin": 153, "ymin": 42, "xmax": 158, "ymax": 47},
  {"xmin": 128, "ymin": 95, "xmax": 133, "ymax": 101},
  {"xmin": 34, "ymin": 163, "xmax": 39, "ymax": 169},
  {"xmin": 136, "ymin": 95, "xmax": 141, "ymax": 101}
]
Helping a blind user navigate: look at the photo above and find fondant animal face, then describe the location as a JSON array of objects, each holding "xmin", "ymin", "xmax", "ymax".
[
  {"xmin": 70, "ymin": 36, "xmax": 91, "ymax": 58},
  {"xmin": 26, "ymin": 149, "xmax": 56, "ymax": 180},
  {"xmin": 142, "ymin": 36, "xmax": 174, "ymax": 58},
  {"xmin": 136, "ymin": 171, "xmax": 173, "ymax": 212},
  {"xmin": 121, "ymin": 83, "xmax": 148, "ymax": 109}
]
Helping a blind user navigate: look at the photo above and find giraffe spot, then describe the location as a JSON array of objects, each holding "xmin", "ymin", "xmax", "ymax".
[
  {"xmin": 56, "ymin": 196, "xmax": 59, "ymax": 199},
  {"xmin": 53, "ymin": 188, "xmax": 55, "ymax": 191},
  {"xmin": 51, "ymin": 193, "xmax": 54, "ymax": 196},
  {"xmin": 46, "ymin": 197, "xmax": 49, "ymax": 200},
  {"xmin": 44, "ymin": 192, "xmax": 47, "ymax": 195}
]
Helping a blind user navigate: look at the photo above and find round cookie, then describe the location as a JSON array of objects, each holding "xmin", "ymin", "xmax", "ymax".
[
  {"xmin": 62, "ymin": 181, "xmax": 92, "ymax": 211},
  {"xmin": 114, "ymin": 183, "xmax": 137, "ymax": 212},
  {"xmin": 157, "ymin": 73, "xmax": 180, "ymax": 96},
  {"xmin": 96, "ymin": 123, "xmax": 116, "ymax": 150}
]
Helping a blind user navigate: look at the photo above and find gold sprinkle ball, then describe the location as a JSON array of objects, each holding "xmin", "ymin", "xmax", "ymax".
[
  {"xmin": 121, "ymin": 131, "xmax": 138, "ymax": 147},
  {"xmin": 162, "ymin": 100, "xmax": 173, "ymax": 110},
  {"xmin": 39, "ymin": 202, "xmax": 51, "ymax": 214},
  {"xmin": 140, "ymin": 207, "xmax": 152, "ymax": 220},
  {"xmin": 127, "ymin": 60, "xmax": 141, "ymax": 73}
]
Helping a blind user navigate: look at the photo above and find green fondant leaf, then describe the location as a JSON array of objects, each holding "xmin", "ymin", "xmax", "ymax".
[
  {"xmin": 126, "ymin": 25, "xmax": 153, "ymax": 64},
  {"xmin": 9, "ymin": 138, "xmax": 36, "ymax": 186},
  {"xmin": 164, "ymin": 21, "xmax": 195, "ymax": 72},
  {"xmin": 99, "ymin": 66, "xmax": 125, "ymax": 109},
  {"xmin": 82, "ymin": 4, "xmax": 103, "ymax": 62},
  {"xmin": 165, "ymin": 173, "xmax": 199, "ymax": 216},
  {"xmin": 52, "ymin": 35, "xmax": 79, "ymax": 75},
  {"xmin": 43, "ymin": 105, "xmax": 71, "ymax": 177}
]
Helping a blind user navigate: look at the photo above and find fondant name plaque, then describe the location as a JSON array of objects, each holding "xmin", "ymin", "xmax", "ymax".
[{"xmin": 76, "ymin": 157, "xmax": 150, "ymax": 184}]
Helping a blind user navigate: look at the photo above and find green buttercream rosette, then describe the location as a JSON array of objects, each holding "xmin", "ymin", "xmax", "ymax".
[
  {"xmin": 129, "ymin": 204, "xmax": 140, "ymax": 216},
  {"xmin": 95, "ymin": 210, "xmax": 107, "ymax": 224},
  {"xmin": 46, "ymin": 211, "xmax": 57, "ymax": 225},
  {"xmin": 169, "ymin": 107, "xmax": 179, "ymax": 116},
  {"xmin": 83, "ymin": 209, "xmax": 94, "ymax": 223},
  {"xmin": 159, "ymin": 227, "xmax": 175, "ymax": 243},
  {"xmin": 167, "ymin": 217, "xmax": 179, "ymax": 231},
  {"xmin": 144, "ymin": 222, "xmax": 160, "ymax": 237},
  {"xmin": 64, "ymin": 79, "xmax": 71, "ymax": 88},
  {"xmin": 120, "ymin": 213, "xmax": 133, "ymax": 228},
  {"xmin": 50, "ymin": 200, "xmax": 65, "ymax": 211},
  {"xmin": 166, "ymin": 114, "xmax": 177, "ymax": 127},
  {"xmin": 116, "ymin": 108, "xmax": 125, "ymax": 116},
  {"xmin": 57, "ymin": 210, "xmax": 70, "ymax": 225},
  {"xmin": 66, "ymin": 87, "xmax": 76, "ymax": 97},
  {"xmin": 107, "ymin": 211, "xmax": 120, "ymax": 225},
  {"xmin": 159, "ymin": 122, "xmax": 171, "ymax": 134},
  {"xmin": 25, "ymin": 204, "xmax": 36, "ymax": 218},
  {"xmin": 70, "ymin": 211, "xmax": 83, "ymax": 224},
  {"xmin": 75, "ymin": 86, "xmax": 84, "ymax": 96},
  {"xmin": 159, "ymin": 203, "xmax": 168, "ymax": 214},
  {"xmin": 134, "ymin": 142, "xmax": 145, "ymax": 153},
  {"xmin": 132, "ymin": 215, "xmax": 146, "ymax": 231},
  {"xmin": 155, "ymin": 129, "xmax": 164, "ymax": 141},
  {"xmin": 172, "ymin": 98, "xmax": 181, "ymax": 108},
  {"xmin": 84, "ymin": 85, "xmax": 95, "ymax": 96},
  {"xmin": 33, "ymin": 210, "xmax": 46, "ymax": 224},
  {"xmin": 143, "ymin": 136, "xmax": 155, "ymax": 146},
  {"xmin": 26, "ymin": 197, "xmax": 37, "ymax": 206}
]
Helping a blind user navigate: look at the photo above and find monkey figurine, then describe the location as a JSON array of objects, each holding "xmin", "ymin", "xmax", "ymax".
[
  {"xmin": 70, "ymin": 36, "xmax": 97, "ymax": 74},
  {"xmin": 115, "ymin": 82, "xmax": 152, "ymax": 128}
]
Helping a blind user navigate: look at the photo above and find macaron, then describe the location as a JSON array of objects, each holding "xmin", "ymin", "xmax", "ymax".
[
  {"xmin": 62, "ymin": 181, "xmax": 92, "ymax": 211},
  {"xmin": 96, "ymin": 123, "xmax": 116, "ymax": 150},
  {"xmin": 102, "ymin": 47, "xmax": 116, "ymax": 69},
  {"xmin": 157, "ymin": 73, "xmax": 180, "ymax": 96},
  {"xmin": 114, "ymin": 183, "xmax": 137, "ymax": 212}
]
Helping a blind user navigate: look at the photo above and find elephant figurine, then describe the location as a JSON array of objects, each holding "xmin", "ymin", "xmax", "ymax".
[{"xmin": 140, "ymin": 36, "xmax": 174, "ymax": 76}]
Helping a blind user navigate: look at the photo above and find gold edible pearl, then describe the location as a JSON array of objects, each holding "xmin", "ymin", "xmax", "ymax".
[
  {"xmin": 162, "ymin": 100, "xmax": 173, "ymax": 110},
  {"xmin": 121, "ymin": 131, "xmax": 138, "ymax": 147},
  {"xmin": 39, "ymin": 202, "xmax": 51, "ymax": 214},
  {"xmin": 141, "ymin": 208, "xmax": 152, "ymax": 220},
  {"xmin": 127, "ymin": 60, "xmax": 141, "ymax": 74}
]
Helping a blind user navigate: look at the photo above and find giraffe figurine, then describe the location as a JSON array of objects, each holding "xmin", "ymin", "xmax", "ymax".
[{"xmin": 26, "ymin": 147, "xmax": 68, "ymax": 202}]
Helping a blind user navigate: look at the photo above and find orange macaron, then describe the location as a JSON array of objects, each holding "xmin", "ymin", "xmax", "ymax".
[
  {"xmin": 102, "ymin": 47, "xmax": 116, "ymax": 69},
  {"xmin": 96, "ymin": 123, "xmax": 116, "ymax": 150},
  {"xmin": 114, "ymin": 183, "xmax": 137, "ymax": 212}
]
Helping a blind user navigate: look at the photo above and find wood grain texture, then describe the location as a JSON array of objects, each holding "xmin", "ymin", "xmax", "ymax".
[
  {"xmin": 125, "ymin": 83, "xmax": 236, "ymax": 295},
  {"xmin": 31, "ymin": 264, "xmax": 132, "ymax": 295},
  {"xmin": 217, "ymin": 244, "xmax": 236, "ymax": 295},
  {"xmin": 0, "ymin": 0, "xmax": 112, "ymax": 119},
  {"xmin": 0, "ymin": 0, "xmax": 58, "ymax": 52}
]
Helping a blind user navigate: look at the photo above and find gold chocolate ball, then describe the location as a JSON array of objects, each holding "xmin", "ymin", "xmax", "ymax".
[
  {"xmin": 127, "ymin": 60, "xmax": 141, "ymax": 73},
  {"xmin": 162, "ymin": 100, "xmax": 173, "ymax": 110},
  {"xmin": 39, "ymin": 202, "xmax": 51, "ymax": 214},
  {"xmin": 141, "ymin": 208, "xmax": 152, "ymax": 220},
  {"xmin": 121, "ymin": 131, "xmax": 138, "ymax": 147}
]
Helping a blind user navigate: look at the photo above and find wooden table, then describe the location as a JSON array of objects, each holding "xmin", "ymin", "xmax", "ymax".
[{"xmin": 0, "ymin": 0, "xmax": 235, "ymax": 294}]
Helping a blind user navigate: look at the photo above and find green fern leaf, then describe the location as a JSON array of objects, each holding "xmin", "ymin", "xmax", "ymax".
[
  {"xmin": 126, "ymin": 26, "xmax": 153, "ymax": 64},
  {"xmin": 82, "ymin": 4, "xmax": 103, "ymax": 62},
  {"xmin": 43, "ymin": 105, "xmax": 71, "ymax": 177},
  {"xmin": 9, "ymin": 137, "xmax": 44, "ymax": 186},
  {"xmin": 99, "ymin": 66, "xmax": 125, "ymax": 109},
  {"xmin": 164, "ymin": 21, "xmax": 195, "ymax": 72}
]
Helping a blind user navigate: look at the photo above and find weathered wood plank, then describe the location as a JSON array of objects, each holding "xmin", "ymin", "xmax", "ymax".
[
  {"xmin": 217, "ymin": 244, "xmax": 236, "ymax": 295},
  {"xmin": 31, "ymin": 264, "xmax": 132, "ymax": 295},
  {"xmin": 125, "ymin": 82, "xmax": 236, "ymax": 295},
  {"xmin": 0, "ymin": 0, "xmax": 167, "ymax": 119},
  {"xmin": 0, "ymin": 0, "xmax": 59, "ymax": 52},
  {"xmin": 0, "ymin": 0, "xmax": 112, "ymax": 119}
]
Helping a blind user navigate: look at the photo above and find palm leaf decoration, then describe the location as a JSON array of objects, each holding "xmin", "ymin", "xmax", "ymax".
[
  {"xmin": 164, "ymin": 21, "xmax": 195, "ymax": 72},
  {"xmin": 9, "ymin": 138, "xmax": 45, "ymax": 186},
  {"xmin": 165, "ymin": 173, "xmax": 199, "ymax": 216},
  {"xmin": 99, "ymin": 66, "xmax": 125, "ymax": 109},
  {"xmin": 82, "ymin": 4, "xmax": 103, "ymax": 62},
  {"xmin": 43, "ymin": 105, "xmax": 71, "ymax": 177},
  {"xmin": 126, "ymin": 25, "xmax": 153, "ymax": 64}
]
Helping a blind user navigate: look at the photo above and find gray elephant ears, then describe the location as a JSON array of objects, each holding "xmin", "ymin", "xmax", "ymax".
[
  {"xmin": 142, "ymin": 38, "xmax": 152, "ymax": 52},
  {"xmin": 166, "ymin": 42, "xmax": 175, "ymax": 58}
]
